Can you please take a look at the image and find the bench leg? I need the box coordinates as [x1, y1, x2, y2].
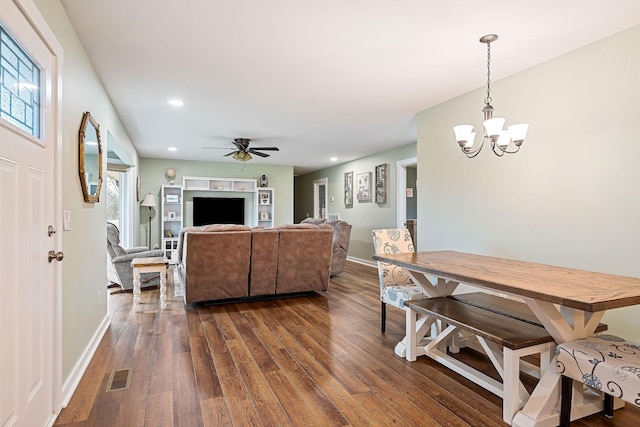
[604, 393, 614, 419]
[560, 375, 572, 427]
[503, 347, 521, 425]
[381, 301, 386, 333]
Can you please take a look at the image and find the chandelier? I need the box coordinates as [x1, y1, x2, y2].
[453, 34, 529, 158]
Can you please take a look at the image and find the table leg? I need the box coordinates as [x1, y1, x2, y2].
[132, 266, 141, 312]
[396, 273, 459, 360]
[159, 266, 167, 309]
[406, 306, 417, 361]
[511, 299, 605, 426]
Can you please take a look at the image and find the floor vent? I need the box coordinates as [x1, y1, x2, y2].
[106, 368, 131, 392]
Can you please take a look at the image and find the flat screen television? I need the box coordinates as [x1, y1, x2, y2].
[192, 197, 244, 226]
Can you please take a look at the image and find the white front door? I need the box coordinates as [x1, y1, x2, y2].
[0, 1, 62, 426]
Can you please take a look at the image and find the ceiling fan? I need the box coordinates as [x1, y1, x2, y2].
[203, 138, 279, 162]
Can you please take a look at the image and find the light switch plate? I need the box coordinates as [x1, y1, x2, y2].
[63, 210, 72, 231]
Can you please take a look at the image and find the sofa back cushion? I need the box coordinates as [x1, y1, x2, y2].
[276, 224, 332, 293]
[249, 227, 279, 296]
[182, 228, 251, 302]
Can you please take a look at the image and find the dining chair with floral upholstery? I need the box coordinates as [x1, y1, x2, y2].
[371, 228, 427, 333]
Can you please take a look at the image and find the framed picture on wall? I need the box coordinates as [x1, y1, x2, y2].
[344, 171, 353, 206]
[375, 163, 387, 204]
[356, 172, 371, 201]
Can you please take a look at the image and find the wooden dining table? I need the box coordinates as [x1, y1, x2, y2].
[371, 250, 640, 427]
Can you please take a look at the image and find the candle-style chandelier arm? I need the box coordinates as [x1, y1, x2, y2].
[452, 34, 529, 158]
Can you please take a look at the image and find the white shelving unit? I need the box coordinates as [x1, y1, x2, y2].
[182, 176, 273, 227]
[161, 185, 183, 263]
[182, 176, 256, 192]
[257, 187, 274, 227]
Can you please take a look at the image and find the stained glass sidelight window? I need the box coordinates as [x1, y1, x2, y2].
[0, 24, 41, 138]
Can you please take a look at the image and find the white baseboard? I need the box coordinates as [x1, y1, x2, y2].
[60, 314, 110, 407]
[347, 256, 376, 268]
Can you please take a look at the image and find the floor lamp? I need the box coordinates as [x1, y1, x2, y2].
[140, 193, 158, 249]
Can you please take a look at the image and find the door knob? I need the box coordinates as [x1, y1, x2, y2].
[48, 250, 64, 262]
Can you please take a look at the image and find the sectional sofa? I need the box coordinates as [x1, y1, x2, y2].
[300, 218, 352, 276]
[176, 223, 334, 303]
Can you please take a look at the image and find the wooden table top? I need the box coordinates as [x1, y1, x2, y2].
[130, 256, 169, 267]
[372, 251, 640, 312]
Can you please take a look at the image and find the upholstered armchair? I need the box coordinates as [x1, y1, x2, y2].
[371, 228, 427, 333]
[301, 218, 352, 276]
[107, 222, 163, 291]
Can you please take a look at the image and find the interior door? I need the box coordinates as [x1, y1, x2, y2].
[0, 1, 61, 425]
[313, 177, 328, 219]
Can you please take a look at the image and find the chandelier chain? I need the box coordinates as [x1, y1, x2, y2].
[485, 41, 492, 105]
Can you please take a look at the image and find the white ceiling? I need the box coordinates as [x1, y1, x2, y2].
[61, 0, 640, 174]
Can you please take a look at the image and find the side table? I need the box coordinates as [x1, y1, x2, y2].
[130, 256, 169, 311]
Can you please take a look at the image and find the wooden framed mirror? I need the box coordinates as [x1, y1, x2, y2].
[78, 112, 103, 203]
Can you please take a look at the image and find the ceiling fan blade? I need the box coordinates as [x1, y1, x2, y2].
[248, 149, 270, 157]
[252, 146, 279, 151]
[223, 151, 236, 157]
[202, 146, 236, 150]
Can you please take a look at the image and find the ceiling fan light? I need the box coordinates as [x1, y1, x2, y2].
[244, 152, 252, 161]
[232, 152, 240, 160]
[483, 117, 506, 139]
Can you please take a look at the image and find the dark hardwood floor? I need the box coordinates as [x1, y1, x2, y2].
[55, 262, 640, 426]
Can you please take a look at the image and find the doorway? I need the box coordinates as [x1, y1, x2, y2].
[313, 178, 328, 219]
[0, 0, 63, 424]
[396, 157, 418, 247]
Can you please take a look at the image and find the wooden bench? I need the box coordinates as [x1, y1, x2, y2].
[404, 292, 607, 425]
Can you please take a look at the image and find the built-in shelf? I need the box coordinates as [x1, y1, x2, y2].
[183, 176, 257, 192]
[161, 185, 183, 263]
[257, 188, 274, 228]
[178, 177, 274, 228]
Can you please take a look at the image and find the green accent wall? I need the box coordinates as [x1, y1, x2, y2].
[139, 158, 294, 247]
[295, 143, 416, 261]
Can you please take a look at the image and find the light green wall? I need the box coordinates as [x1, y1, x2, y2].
[139, 158, 294, 247]
[34, 0, 142, 384]
[295, 143, 416, 261]
[416, 25, 640, 341]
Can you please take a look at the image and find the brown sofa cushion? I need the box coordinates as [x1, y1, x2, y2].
[300, 218, 352, 276]
[275, 224, 332, 293]
[200, 224, 251, 232]
[278, 223, 320, 229]
[249, 227, 279, 296]
[181, 229, 251, 303]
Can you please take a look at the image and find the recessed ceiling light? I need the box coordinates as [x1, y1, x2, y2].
[168, 147, 177, 152]
[330, 157, 338, 162]
[168, 99, 183, 106]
